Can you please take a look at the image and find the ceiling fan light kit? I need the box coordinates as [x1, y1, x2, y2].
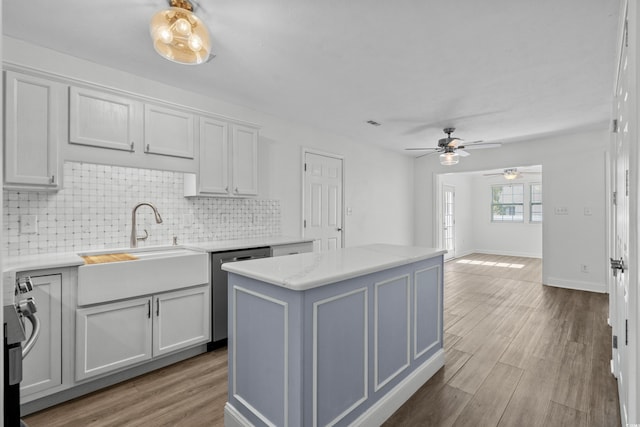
[150, 0, 211, 65]
[503, 168, 519, 180]
[440, 151, 459, 165]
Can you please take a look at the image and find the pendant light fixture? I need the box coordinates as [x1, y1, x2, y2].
[150, 0, 211, 65]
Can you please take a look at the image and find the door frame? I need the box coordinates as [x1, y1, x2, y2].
[301, 148, 346, 248]
[442, 184, 456, 260]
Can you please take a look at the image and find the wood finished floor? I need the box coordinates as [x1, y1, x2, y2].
[24, 253, 620, 427]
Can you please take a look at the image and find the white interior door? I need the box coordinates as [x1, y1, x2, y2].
[303, 151, 343, 251]
[442, 185, 456, 260]
[612, 17, 631, 423]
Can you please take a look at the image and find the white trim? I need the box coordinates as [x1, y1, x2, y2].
[313, 287, 368, 427]
[224, 402, 253, 427]
[414, 265, 442, 360]
[301, 148, 346, 249]
[232, 286, 289, 427]
[350, 349, 445, 427]
[472, 249, 543, 259]
[374, 275, 411, 392]
[543, 277, 607, 294]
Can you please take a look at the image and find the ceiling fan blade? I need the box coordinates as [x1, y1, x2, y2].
[482, 173, 504, 176]
[447, 138, 463, 147]
[457, 149, 471, 157]
[405, 147, 440, 151]
[461, 142, 502, 150]
[416, 151, 442, 159]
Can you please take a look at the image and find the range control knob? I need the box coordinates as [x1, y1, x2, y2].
[16, 276, 34, 294]
[17, 297, 37, 317]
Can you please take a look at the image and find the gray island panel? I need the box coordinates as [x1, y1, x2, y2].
[224, 245, 445, 427]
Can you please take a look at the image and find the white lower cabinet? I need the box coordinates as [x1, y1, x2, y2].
[75, 284, 210, 381]
[75, 297, 153, 381]
[21, 274, 63, 399]
[153, 286, 211, 357]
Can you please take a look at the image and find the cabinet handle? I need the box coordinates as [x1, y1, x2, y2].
[234, 187, 239, 194]
[130, 142, 134, 151]
[147, 300, 151, 319]
[156, 298, 160, 316]
[146, 144, 150, 152]
[50, 175, 55, 184]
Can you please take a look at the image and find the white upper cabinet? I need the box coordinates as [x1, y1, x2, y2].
[4, 71, 62, 190]
[143, 103, 195, 159]
[69, 86, 138, 152]
[198, 117, 229, 194]
[232, 124, 259, 196]
[185, 119, 259, 197]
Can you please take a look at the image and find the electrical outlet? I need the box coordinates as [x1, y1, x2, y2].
[581, 264, 589, 273]
[20, 215, 38, 234]
[584, 207, 593, 216]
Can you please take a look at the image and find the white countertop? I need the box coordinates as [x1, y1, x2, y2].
[186, 236, 313, 252]
[222, 244, 446, 291]
[3, 236, 313, 274]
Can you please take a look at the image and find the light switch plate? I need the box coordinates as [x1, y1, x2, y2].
[20, 215, 38, 234]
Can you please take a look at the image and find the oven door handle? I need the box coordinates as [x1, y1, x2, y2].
[22, 313, 40, 358]
[220, 255, 269, 264]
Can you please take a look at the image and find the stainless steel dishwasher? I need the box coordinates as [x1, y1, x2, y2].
[208, 247, 271, 350]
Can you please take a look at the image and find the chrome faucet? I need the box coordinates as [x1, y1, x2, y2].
[130, 202, 163, 248]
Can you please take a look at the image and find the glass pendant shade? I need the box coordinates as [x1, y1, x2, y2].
[150, 1, 211, 65]
[439, 152, 459, 166]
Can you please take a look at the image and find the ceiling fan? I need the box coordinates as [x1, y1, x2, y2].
[406, 127, 502, 165]
[483, 168, 541, 180]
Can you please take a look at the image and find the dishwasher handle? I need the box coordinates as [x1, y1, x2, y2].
[220, 254, 269, 264]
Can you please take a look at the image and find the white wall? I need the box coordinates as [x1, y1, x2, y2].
[471, 173, 543, 258]
[439, 172, 543, 259]
[4, 37, 415, 248]
[416, 129, 609, 293]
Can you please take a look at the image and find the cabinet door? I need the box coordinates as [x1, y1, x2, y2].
[69, 86, 138, 152]
[4, 71, 61, 188]
[153, 286, 210, 357]
[20, 274, 62, 398]
[76, 297, 152, 381]
[199, 117, 230, 195]
[144, 103, 195, 158]
[231, 124, 259, 196]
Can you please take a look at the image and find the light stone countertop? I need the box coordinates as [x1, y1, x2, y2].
[3, 236, 313, 274]
[222, 244, 446, 291]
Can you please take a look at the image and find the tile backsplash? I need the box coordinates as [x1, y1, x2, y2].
[3, 162, 281, 256]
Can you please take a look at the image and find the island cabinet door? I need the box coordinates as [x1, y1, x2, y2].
[152, 285, 211, 357]
[75, 297, 153, 381]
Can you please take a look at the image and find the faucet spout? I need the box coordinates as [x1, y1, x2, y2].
[131, 202, 163, 248]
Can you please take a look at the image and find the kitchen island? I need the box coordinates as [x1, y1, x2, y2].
[222, 244, 446, 427]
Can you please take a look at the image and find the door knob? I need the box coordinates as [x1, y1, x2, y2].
[337, 228, 342, 232]
[610, 257, 626, 276]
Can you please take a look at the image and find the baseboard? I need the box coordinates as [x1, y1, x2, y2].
[351, 348, 445, 426]
[544, 276, 606, 293]
[224, 402, 253, 427]
[224, 349, 445, 427]
[474, 249, 542, 259]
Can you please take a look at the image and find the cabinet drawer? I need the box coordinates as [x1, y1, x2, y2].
[270, 242, 314, 257]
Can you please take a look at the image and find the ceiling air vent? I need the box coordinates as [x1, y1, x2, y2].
[366, 120, 381, 126]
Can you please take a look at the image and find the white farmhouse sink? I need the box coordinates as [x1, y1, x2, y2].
[77, 246, 209, 306]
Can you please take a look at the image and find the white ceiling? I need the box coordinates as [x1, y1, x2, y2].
[2, 1, 621, 155]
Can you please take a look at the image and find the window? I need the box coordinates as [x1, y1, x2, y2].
[530, 183, 543, 222]
[491, 184, 524, 222]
